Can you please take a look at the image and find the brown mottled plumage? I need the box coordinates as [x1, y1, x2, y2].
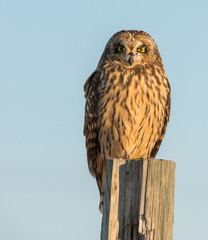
[84, 30, 171, 212]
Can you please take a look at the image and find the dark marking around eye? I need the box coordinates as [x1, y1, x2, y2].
[115, 44, 125, 53]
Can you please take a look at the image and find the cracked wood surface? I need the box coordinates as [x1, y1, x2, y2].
[101, 159, 175, 240]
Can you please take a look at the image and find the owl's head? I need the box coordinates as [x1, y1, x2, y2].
[99, 30, 162, 68]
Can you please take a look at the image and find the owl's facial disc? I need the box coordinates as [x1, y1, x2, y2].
[113, 41, 149, 67]
[111, 38, 155, 67]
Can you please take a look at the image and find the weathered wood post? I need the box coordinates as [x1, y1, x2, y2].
[101, 158, 175, 240]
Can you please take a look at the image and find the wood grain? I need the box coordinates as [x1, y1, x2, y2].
[101, 159, 175, 240]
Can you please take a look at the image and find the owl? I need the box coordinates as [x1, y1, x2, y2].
[84, 30, 170, 212]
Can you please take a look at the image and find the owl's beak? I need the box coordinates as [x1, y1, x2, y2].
[128, 52, 134, 66]
[128, 57, 133, 66]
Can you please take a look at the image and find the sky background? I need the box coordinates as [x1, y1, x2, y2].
[0, 0, 208, 239]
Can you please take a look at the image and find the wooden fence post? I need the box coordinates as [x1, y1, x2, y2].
[101, 159, 176, 240]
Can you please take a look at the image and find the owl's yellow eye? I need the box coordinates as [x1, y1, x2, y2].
[115, 45, 125, 53]
[137, 46, 146, 53]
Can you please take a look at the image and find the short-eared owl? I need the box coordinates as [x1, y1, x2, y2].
[84, 30, 170, 212]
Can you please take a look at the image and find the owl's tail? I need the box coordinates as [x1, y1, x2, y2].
[95, 154, 106, 213]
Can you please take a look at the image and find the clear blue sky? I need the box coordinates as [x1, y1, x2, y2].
[0, 0, 208, 239]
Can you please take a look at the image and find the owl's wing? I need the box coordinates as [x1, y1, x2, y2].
[84, 70, 106, 200]
[150, 82, 171, 158]
[84, 71, 106, 198]
[84, 71, 100, 175]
